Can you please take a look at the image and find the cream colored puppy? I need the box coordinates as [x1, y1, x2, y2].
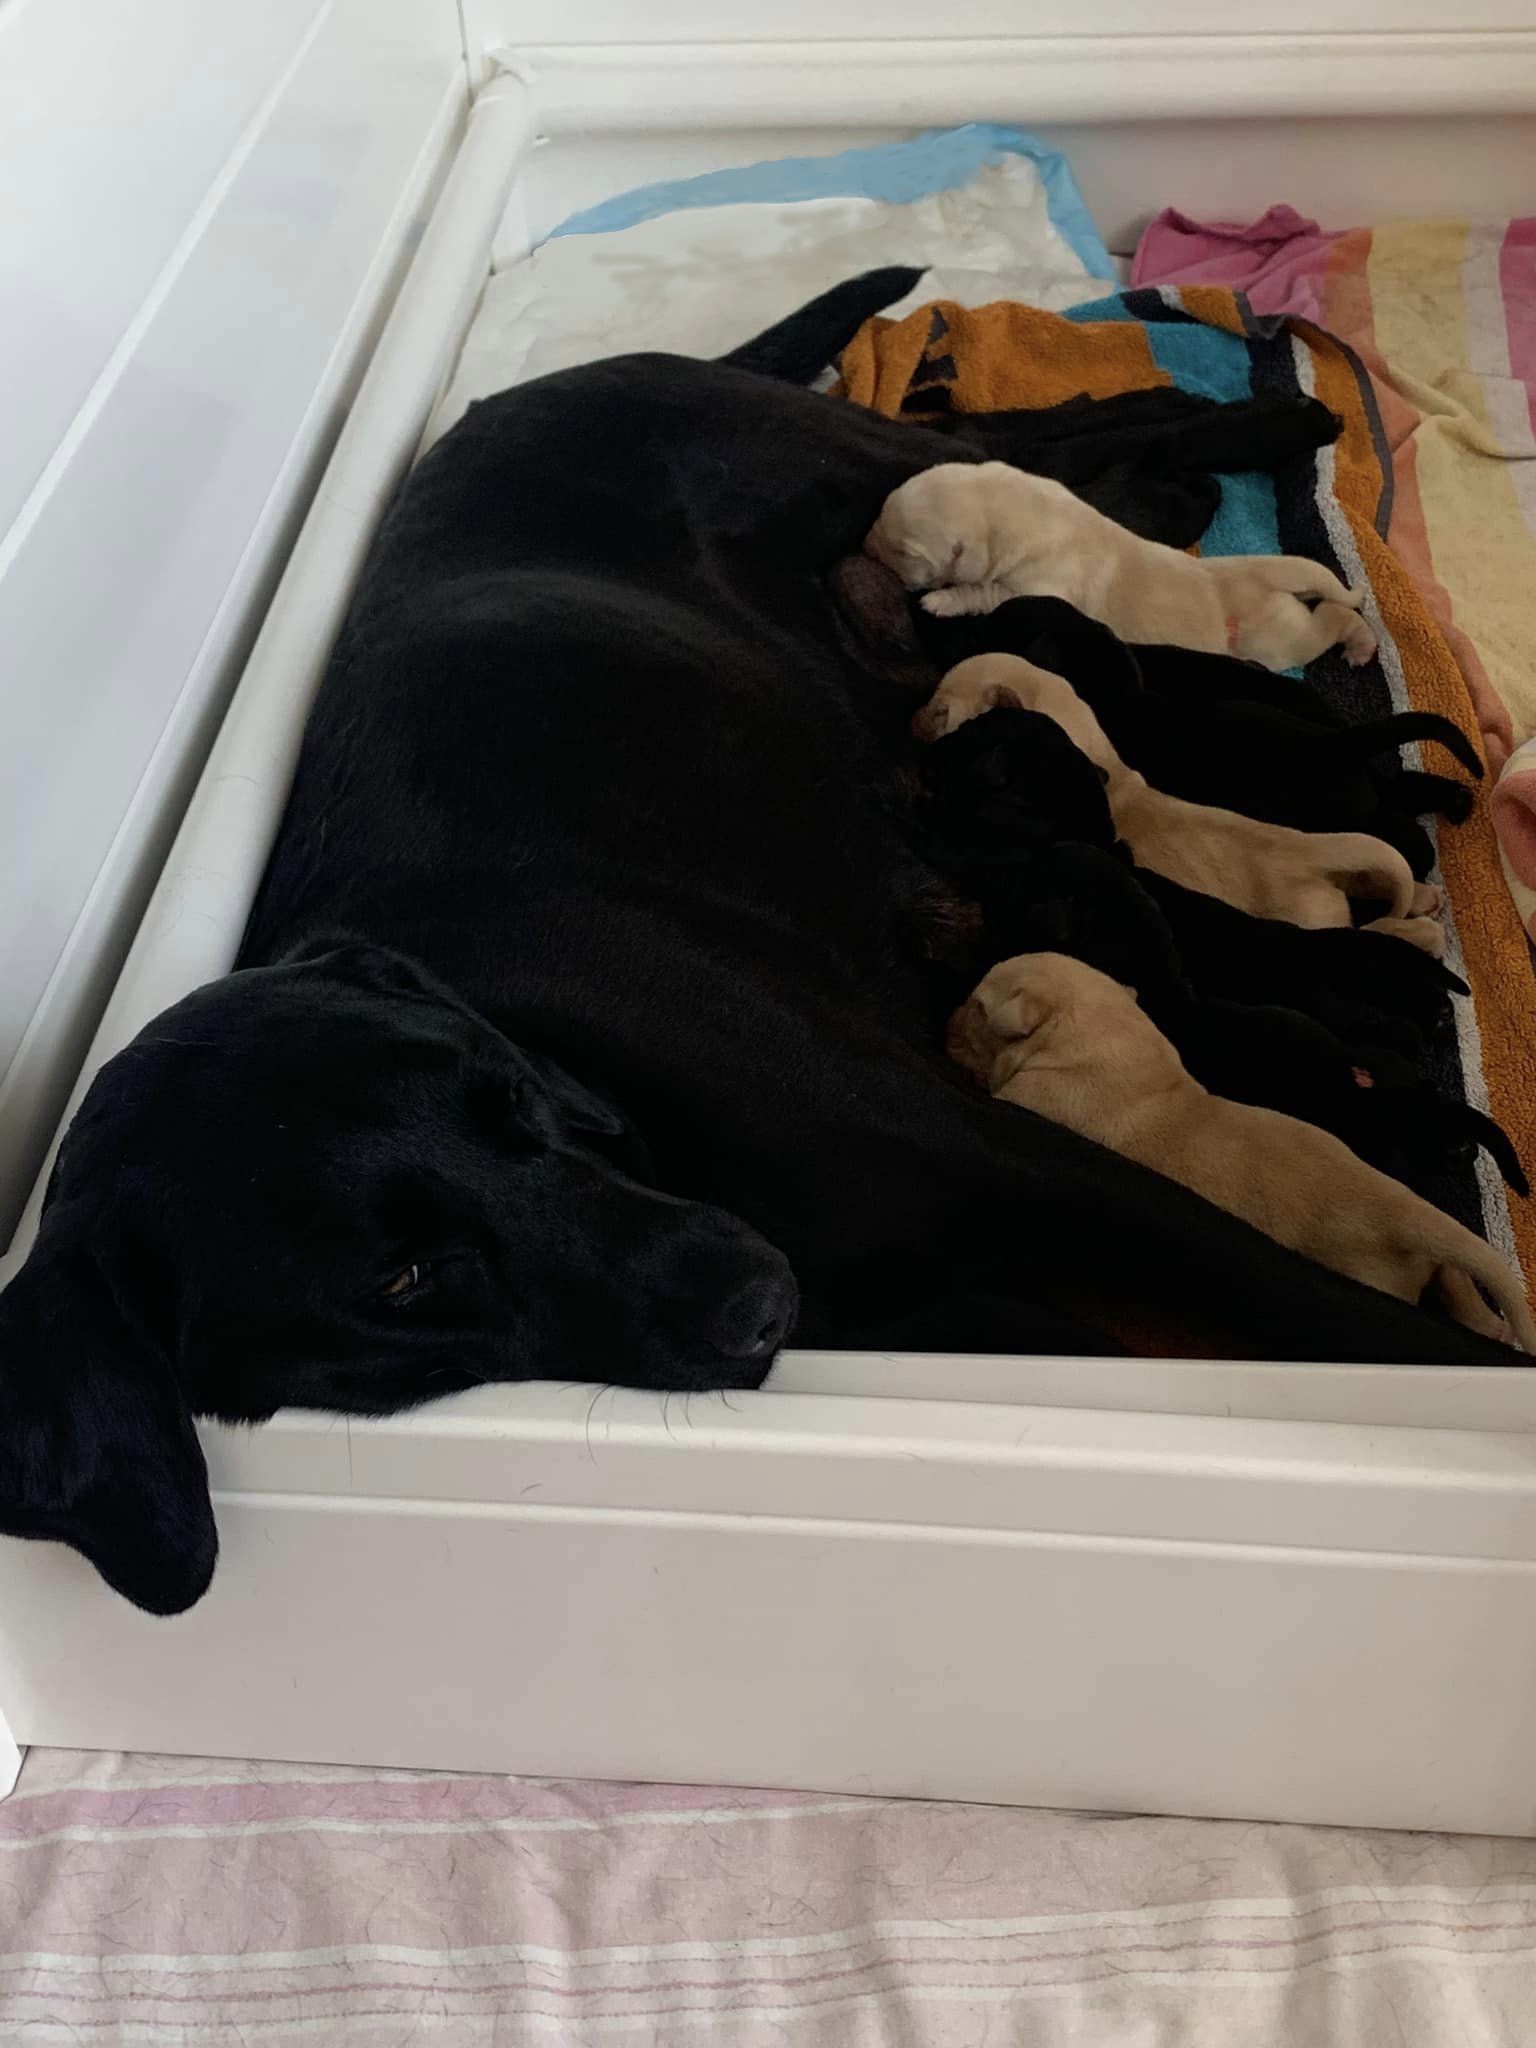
[949, 952, 1535, 1351]
[916, 652, 1426, 937]
[867, 461, 1377, 672]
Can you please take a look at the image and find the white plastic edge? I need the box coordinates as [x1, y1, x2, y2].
[0, 1715, 20, 1802]
[0, 80, 536, 1289]
[493, 32, 1536, 128]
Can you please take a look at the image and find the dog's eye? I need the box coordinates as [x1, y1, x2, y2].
[378, 1262, 428, 1305]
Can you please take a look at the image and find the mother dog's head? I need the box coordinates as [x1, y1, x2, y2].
[0, 940, 797, 1615]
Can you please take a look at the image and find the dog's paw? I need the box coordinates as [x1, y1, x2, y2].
[1342, 616, 1378, 667]
[1408, 881, 1447, 920]
[1365, 912, 1447, 958]
[1403, 914, 1447, 958]
[920, 587, 973, 618]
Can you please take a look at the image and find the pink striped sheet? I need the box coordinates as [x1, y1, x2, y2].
[5, 1748, 1536, 2043]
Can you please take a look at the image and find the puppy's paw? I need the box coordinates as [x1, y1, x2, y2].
[1365, 912, 1447, 958]
[1345, 584, 1368, 611]
[920, 587, 976, 618]
[1341, 615, 1378, 667]
[1408, 881, 1447, 919]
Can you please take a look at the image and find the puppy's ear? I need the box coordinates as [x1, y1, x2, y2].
[989, 983, 1052, 1041]
[0, 1238, 216, 1615]
[950, 533, 993, 585]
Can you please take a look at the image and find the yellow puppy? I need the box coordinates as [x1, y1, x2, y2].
[916, 652, 1424, 936]
[949, 952, 1535, 1351]
[867, 461, 1377, 672]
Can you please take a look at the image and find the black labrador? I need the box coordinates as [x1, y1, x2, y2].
[2, 272, 1518, 1619]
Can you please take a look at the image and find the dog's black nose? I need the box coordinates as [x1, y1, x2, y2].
[708, 1270, 798, 1360]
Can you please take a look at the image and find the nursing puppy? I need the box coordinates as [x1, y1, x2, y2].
[868, 461, 1377, 671]
[916, 653, 1422, 935]
[917, 593, 1480, 878]
[949, 953, 1536, 1351]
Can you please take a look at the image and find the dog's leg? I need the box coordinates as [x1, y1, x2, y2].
[1318, 601, 1379, 668]
[912, 677, 1019, 741]
[1433, 1265, 1512, 1345]
[1408, 881, 1446, 919]
[1236, 594, 1378, 671]
[1364, 913, 1448, 958]
[921, 582, 1012, 618]
[1250, 557, 1363, 606]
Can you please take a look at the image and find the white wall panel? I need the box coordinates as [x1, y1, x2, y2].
[0, 0, 330, 540]
[0, 0, 466, 1245]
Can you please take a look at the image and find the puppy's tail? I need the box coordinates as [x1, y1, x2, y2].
[1459, 1104, 1531, 1197]
[1326, 835, 1415, 917]
[718, 267, 926, 384]
[1339, 711, 1484, 780]
[1433, 1226, 1536, 1354]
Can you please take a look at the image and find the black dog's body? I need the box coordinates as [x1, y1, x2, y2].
[2, 275, 1519, 1618]
[241, 345, 1506, 1363]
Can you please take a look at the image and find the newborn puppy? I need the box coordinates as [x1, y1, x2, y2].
[917, 704, 1116, 876]
[949, 952, 1535, 1351]
[918, 592, 1480, 877]
[868, 462, 1377, 671]
[918, 653, 1421, 936]
[966, 845, 1520, 1203]
[1141, 871, 1464, 1062]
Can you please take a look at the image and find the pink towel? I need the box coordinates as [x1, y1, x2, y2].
[1131, 205, 1340, 327]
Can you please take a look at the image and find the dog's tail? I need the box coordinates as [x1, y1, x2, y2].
[1432, 1225, 1536, 1353]
[718, 267, 926, 384]
[1327, 835, 1415, 917]
[1338, 711, 1484, 779]
[1447, 1105, 1531, 1198]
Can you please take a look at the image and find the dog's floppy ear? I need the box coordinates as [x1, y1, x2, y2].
[508, 1046, 659, 1181]
[281, 936, 647, 1162]
[513, 1050, 628, 1141]
[0, 1237, 216, 1615]
[949, 532, 993, 586]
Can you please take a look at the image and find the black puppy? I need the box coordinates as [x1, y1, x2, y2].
[915, 705, 1116, 877]
[920, 596, 1480, 877]
[4, 277, 1511, 1618]
[1137, 869, 1465, 1059]
[927, 388, 1343, 548]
